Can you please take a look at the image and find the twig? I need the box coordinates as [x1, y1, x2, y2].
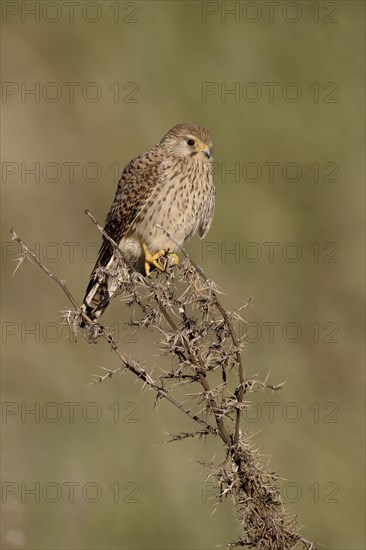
[10, 227, 213, 432]
[10, 219, 316, 550]
[156, 224, 245, 444]
[86, 212, 232, 446]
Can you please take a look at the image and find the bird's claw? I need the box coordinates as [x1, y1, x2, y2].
[142, 243, 179, 276]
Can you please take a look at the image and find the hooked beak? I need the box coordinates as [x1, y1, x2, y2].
[201, 145, 211, 159]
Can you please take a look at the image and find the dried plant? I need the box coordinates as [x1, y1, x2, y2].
[10, 213, 317, 550]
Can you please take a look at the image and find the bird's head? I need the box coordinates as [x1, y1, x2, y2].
[160, 123, 213, 163]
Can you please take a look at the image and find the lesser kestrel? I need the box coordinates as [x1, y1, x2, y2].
[81, 123, 215, 322]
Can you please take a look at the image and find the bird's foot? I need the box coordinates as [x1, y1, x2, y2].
[142, 244, 179, 276]
[143, 243, 165, 276]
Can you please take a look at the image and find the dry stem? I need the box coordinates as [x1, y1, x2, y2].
[10, 217, 317, 550]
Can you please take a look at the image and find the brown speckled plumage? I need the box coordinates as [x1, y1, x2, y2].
[82, 123, 215, 321]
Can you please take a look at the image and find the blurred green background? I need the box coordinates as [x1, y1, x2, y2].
[1, 1, 365, 548]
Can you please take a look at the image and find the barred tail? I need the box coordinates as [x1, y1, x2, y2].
[80, 278, 111, 326]
[80, 246, 131, 326]
[80, 243, 142, 326]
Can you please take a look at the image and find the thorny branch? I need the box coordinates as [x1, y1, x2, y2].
[10, 228, 211, 431]
[157, 223, 246, 445]
[10, 217, 317, 550]
[85, 210, 231, 445]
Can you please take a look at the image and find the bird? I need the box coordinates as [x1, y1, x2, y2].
[81, 123, 215, 323]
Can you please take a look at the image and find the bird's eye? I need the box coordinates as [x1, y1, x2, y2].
[187, 139, 196, 146]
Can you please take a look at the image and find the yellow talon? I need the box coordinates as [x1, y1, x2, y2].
[143, 243, 165, 276]
[142, 244, 179, 276]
